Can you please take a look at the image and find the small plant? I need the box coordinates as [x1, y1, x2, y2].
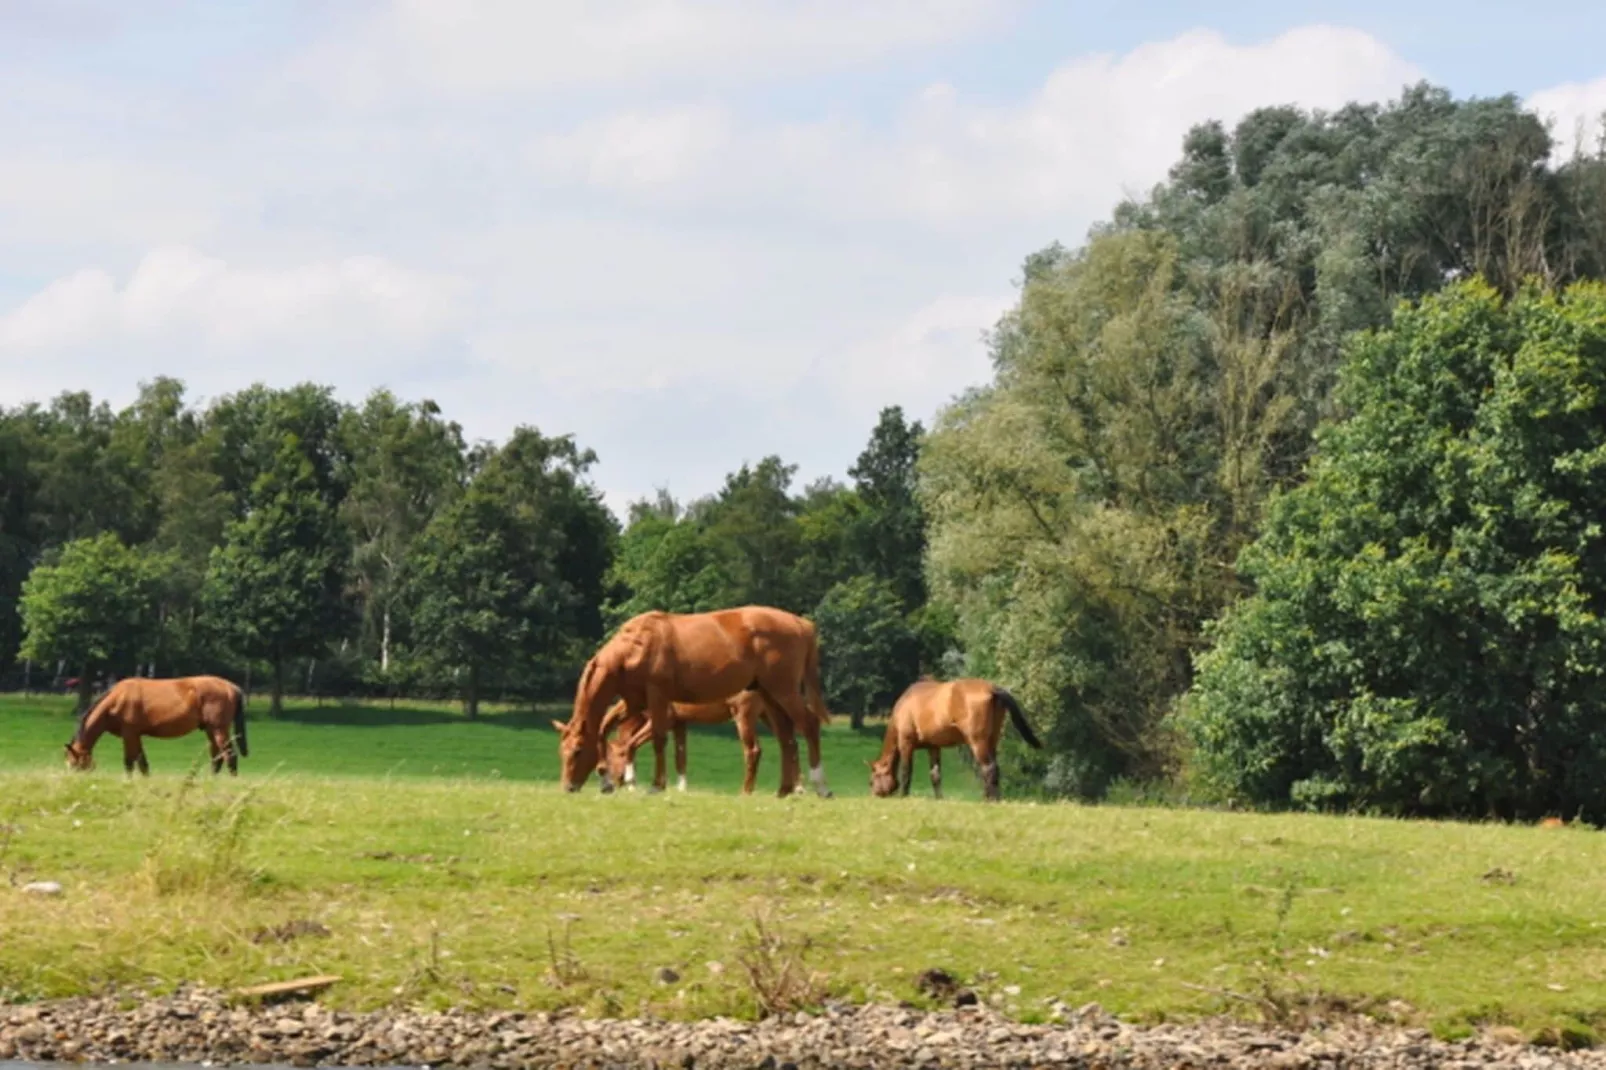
[545, 917, 588, 988]
[140, 760, 263, 895]
[735, 906, 827, 1018]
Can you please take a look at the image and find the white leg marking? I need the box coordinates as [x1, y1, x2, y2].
[677, 774, 688, 793]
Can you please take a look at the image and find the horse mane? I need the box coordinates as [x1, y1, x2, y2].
[74, 682, 121, 742]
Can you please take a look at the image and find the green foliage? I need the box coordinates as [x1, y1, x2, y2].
[923, 84, 1606, 801]
[813, 576, 916, 728]
[19, 533, 158, 685]
[341, 392, 467, 681]
[848, 407, 928, 608]
[605, 512, 740, 628]
[405, 429, 615, 714]
[202, 437, 352, 712]
[1185, 280, 1606, 822]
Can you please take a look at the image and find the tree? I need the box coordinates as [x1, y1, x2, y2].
[921, 230, 1247, 797]
[406, 428, 614, 714]
[813, 576, 916, 730]
[341, 391, 466, 677]
[201, 438, 351, 715]
[849, 407, 928, 609]
[1185, 279, 1606, 822]
[19, 534, 157, 712]
[702, 456, 804, 609]
[604, 510, 739, 629]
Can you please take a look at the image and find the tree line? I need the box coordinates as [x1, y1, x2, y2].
[0, 378, 940, 721]
[9, 81, 1606, 822]
[920, 82, 1606, 819]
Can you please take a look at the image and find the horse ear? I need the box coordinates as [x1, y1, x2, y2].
[550, 719, 567, 733]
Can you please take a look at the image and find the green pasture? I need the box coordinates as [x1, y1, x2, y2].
[0, 694, 928, 797]
[2, 697, 1606, 1044]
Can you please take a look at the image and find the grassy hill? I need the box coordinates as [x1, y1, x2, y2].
[2, 695, 1604, 1044]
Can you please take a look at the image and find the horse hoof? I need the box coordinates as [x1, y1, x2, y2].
[647, 785, 664, 795]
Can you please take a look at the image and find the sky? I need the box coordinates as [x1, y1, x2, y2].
[2, 1, 1605, 516]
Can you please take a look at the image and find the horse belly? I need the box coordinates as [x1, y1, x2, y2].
[144, 714, 203, 739]
[920, 725, 966, 749]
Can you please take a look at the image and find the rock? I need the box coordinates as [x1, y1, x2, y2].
[20, 881, 62, 896]
[7, 984, 1606, 1070]
[654, 966, 682, 984]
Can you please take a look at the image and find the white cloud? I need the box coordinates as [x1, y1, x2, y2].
[1527, 75, 1606, 161]
[0, 246, 466, 354]
[290, 0, 1009, 105]
[530, 106, 732, 191]
[0, 14, 1458, 507]
[529, 25, 1423, 230]
[821, 293, 1013, 426]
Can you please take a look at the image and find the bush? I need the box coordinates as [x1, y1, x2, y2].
[1185, 280, 1606, 822]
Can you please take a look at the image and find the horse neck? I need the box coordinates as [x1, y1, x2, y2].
[572, 662, 620, 741]
[876, 717, 901, 762]
[76, 695, 117, 751]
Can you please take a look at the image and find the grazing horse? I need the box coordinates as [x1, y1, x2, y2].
[869, 678, 1040, 801]
[599, 689, 777, 795]
[64, 676, 248, 776]
[554, 606, 832, 797]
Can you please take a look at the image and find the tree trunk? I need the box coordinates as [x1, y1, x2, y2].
[271, 659, 285, 718]
[75, 664, 94, 718]
[381, 606, 392, 674]
[465, 664, 480, 720]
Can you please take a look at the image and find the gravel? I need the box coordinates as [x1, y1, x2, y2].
[4, 988, 1605, 1069]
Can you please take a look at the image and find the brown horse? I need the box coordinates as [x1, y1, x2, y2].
[554, 605, 832, 797]
[599, 690, 777, 795]
[64, 676, 248, 776]
[869, 678, 1040, 801]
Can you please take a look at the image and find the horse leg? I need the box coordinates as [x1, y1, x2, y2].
[737, 712, 761, 796]
[973, 740, 1000, 801]
[122, 731, 143, 777]
[899, 739, 916, 798]
[769, 713, 800, 797]
[208, 731, 224, 775]
[645, 699, 671, 793]
[760, 681, 831, 798]
[674, 722, 688, 793]
[929, 747, 943, 799]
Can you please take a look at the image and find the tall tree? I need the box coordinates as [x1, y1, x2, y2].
[406, 428, 614, 714]
[813, 575, 916, 729]
[849, 407, 928, 609]
[341, 391, 466, 676]
[201, 438, 351, 715]
[20, 533, 157, 713]
[702, 456, 804, 610]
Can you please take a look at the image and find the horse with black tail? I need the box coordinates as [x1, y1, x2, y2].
[65, 676, 249, 776]
[868, 678, 1042, 801]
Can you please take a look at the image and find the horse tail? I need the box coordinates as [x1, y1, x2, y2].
[993, 686, 1041, 749]
[232, 682, 250, 758]
[802, 628, 832, 725]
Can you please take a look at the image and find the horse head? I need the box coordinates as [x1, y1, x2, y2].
[63, 740, 93, 771]
[868, 755, 898, 797]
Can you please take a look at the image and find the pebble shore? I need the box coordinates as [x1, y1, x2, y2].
[4, 989, 1604, 1069]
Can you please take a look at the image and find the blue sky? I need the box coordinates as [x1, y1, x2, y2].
[2, 1, 1603, 514]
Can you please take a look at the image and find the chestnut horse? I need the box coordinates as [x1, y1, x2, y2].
[869, 678, 1040, 801]
[65, 675, 248, 776]
[599, 689, 777, 794]
[555, 605, 832, 797]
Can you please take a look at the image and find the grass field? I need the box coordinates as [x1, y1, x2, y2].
[3, 697, 1606, 1044]
[0, 693, 924, 795]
